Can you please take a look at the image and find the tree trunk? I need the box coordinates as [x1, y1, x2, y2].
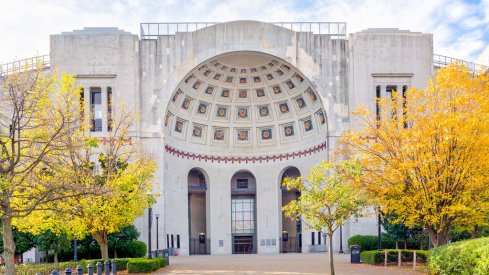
[328, 233, 335, 275]
[100, 242, 109, 260]
[54, 249, 58, 265]
[427, 229, 449, 248]
[471, 226, 479, 239]
[93, 231, 109, 259]
[2, 218, 16, 275]
[404, 240, 407, 249]
[395, 241, 398, 249]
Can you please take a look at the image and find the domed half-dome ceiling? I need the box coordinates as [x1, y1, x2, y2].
[164, 52, 328, 155]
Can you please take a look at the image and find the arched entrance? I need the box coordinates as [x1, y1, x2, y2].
[188, 168, 210, 254]
[280, 167, 302, 253]
[231, 171, 257, 254]
[162, 50, 330, 255]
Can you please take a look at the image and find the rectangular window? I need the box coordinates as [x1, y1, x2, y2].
[107, 87, 112, 132]
[386, 85, 397, 119]
[237, 179, 248, 189]
[231, 198, 255, 234]
[375, 86, 381, 123]
[90, 87, 102, 132]
[318, 232, 322, 245]
[311, 232, 315, 245]
[402, 85, 408, 128]
[80, 88, 85, 119]
[386, 85, 397, 94]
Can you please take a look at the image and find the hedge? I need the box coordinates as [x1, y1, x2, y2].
[127, 258, 167, 273]
[77, 257, 165, 272]
[428, 237, 489, 275]
[114, 241, 147, 258]
[360, 249, 429, 265]
[348, 235, 395, 251]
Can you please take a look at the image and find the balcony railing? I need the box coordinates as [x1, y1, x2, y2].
[140, 22, 347, 39]
[188, 183, 207, 191]
[0, 55, 50, 76]
[433, 54, 488, 74]
[231, 187, 257, 194]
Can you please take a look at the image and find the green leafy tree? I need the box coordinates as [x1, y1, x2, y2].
[34, 230, 71, 264]
[382, 214, 423, 249]
[282, 160, 369, 275]
[108, 225, 140, 258]
[0, 227, 35, 255]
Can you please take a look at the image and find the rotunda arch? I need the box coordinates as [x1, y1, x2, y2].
[163, 51, 329, 156]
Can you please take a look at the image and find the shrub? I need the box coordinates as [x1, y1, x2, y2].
[348, 235, 395, 251]
[126, 258, 166, 273]
[76, 257, 153, 272]
[360, 249, 429, 265]
[114, 241, 147, 258]
[360, 251, 385, 264]
[428, 237, 489, 275]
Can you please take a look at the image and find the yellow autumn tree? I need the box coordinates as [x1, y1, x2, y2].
[15, 109, 157, 259]
[341, 65, 489, 247]
[0, 63, 87, 275]
[282, 160, 368, 275]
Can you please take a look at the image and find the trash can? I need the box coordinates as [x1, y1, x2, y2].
[350, 245, 361, 263]
[163, 249, 170, 265]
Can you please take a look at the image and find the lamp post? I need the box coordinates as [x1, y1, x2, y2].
[73, 239, 78, 262]
[155, 212, 160, 250]
[377, 205, 382, 251]
[148, 207, 153, 258]
[338, 225, 344, 254]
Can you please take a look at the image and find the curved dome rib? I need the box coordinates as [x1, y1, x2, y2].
[164, 51, 328, 155]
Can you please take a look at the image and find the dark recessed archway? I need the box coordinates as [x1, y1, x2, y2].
[188, 168, 209, 255]
[280, 166, 301, 253]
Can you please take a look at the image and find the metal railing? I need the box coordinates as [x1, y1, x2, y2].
[231, 187, 257, 194]
[140, 22, 347, 39]
[433, 54, 488, 74]
[188, 183, 207, 191]
[189, 238, 211, 255]
[280, 235, 302, 253]
[0, 55, 50, 76]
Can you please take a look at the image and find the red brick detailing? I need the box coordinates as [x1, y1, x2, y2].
[165, 142, 326, 163]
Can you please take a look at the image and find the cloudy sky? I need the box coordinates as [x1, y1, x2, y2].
[1, 0, 488, 65]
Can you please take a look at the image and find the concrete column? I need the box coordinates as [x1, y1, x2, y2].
[163, 154, 190, 255]
[209, 168, 232, 255]
[255, 169, 280, 254]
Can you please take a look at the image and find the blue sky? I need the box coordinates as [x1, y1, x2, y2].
[0, 0, 488, 64]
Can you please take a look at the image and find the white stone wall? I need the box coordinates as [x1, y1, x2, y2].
[348, 28, 433, 131]
[48, 21, 433, 256]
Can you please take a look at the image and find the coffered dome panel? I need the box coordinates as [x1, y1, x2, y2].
[164, 51, 328, 155]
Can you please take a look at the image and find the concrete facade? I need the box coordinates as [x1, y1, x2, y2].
[49, 21, 433, 256]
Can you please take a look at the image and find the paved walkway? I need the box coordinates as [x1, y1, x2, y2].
[155, 253, 425, 275]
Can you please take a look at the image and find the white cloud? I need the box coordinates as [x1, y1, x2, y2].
[0, 0, 487, 64]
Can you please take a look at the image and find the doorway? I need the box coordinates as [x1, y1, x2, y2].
[231, 171, 257, 254]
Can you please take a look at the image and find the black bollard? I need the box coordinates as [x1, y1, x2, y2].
[77, 265, 83, 275]
[111, 259, 117, 275]
[65, 268, 72, 275]
[104, 260, 110, 275]
[96, 262, 102, 275]
[87, 263, 94, 275]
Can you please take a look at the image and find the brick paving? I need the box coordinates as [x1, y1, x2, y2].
[155, 253, 425, 275]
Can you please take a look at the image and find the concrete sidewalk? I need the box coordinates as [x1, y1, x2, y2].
[155, 253, 425, 275]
